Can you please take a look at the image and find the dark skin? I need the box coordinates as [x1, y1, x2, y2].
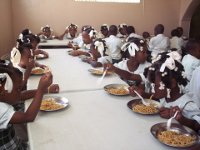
[31, 40, 49, 59]
[58, 26, 78, 40]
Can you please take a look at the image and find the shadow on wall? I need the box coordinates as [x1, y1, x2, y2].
[190, 4, 200, 39]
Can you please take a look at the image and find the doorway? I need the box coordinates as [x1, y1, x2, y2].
[190, 4, 200, 39]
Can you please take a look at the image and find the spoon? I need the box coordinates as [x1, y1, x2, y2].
[134, 90, 150, 106]
[167, 111, 178, 130]
[97, 67, 108, 85]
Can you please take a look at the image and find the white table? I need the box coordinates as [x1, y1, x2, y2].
[28, 49, 126, 92]
[38, 39, 69, 49]
[26, 48, 177, 150]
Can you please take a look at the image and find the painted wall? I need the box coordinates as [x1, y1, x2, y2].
[0, 0, 13, 56]
[12, 0, 181, 39]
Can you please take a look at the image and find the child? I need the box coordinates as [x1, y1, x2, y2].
[97, 24, 109, 39]
[69, 26, 97, 57]
[126, 26, 143, 42]
[169, 28, 184, 54]
[38, 25, 56, 40]
[129, 51, 200, 133]
[104, 38, 151, 86]
[83, 38, 112, 67]
[117, 23, 128, 39]
[58, 23, 78, 40]
[0, 60, 53, 149]
[182, 39, 200, 80]
[105, 25, 123, 63]
[149, 24, 170, 59]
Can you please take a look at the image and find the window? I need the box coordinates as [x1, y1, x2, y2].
[74, 0, 140, 3]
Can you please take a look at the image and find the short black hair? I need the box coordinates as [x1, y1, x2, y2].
[126, 26, 135, 35]
[109, 25, 118, 35]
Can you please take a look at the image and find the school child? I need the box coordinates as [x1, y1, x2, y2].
[83, 38, 112, 67]
[97, 24, 109, 39]
[58, 23, 78, 40]
[182, 39, 200, 80]
[104, 38, 151, 85]
[38, 25, 56, 40]
[105, 25, 123, 64]
[149, 24, 170, 59]
[126, 26, 143, 42]
[129, 51, 200, 134]
[117, 23, 128, 39]
[69, 26, 97, 56]
[0, 60, 53, 149]
[169, 28, 184, 54]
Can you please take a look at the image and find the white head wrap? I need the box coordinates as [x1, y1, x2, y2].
[94, 41, 105, 56]
[119, 23, 127, 29]
[121, 42, 143, 57]
[0, 73, 13, 93]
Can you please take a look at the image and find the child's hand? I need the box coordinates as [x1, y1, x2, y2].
[159, 107, 171, 119]
[64, 29, 69, 34]
[38, 72, 53, 91]
[27, 59, 35, 71]
[128, 85, 144, 97]
[104, 63, 114, 71]
[171, 106, 182, 121]
[48, 84, 59, 93]
[38, 64, 47, 69]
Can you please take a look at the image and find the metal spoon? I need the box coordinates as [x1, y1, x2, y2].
[134, 90, 150, 106]
[167, 111, 178, 130]
[97, 67, 108, 85]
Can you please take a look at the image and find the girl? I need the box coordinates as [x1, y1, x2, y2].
[83, 38, 112, 67]
[69, 26, 97, 57]
[104, 38, 151, 86]
[38, 25, 56, 40]
[117, 23, 128, 39]
[126, 26, 143, 42]
[129, 51, 200, 133]
[58, 23, 78, 40]
[0, 60, 53, 149]
[97, 24, 109, 39]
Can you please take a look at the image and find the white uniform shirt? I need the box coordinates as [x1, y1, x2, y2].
[149, 34, 170, 58]
[160, 94, 200, 124]
[105, 35, 123, 60]
[182, 54, 200, 80]
[97, 56, 112, 64]
[72, 33, 82, 45]
[0, 102, 15, 129]
[187, 66, 200, 108]
[114, 59, 151, 83]
[63, 33, 77, 40]
[126, 33, 143, 41]
[170, 36, 184, 54]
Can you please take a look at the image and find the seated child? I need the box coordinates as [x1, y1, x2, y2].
[38, 25, 56, 40]
[182, 39, 200, 81]
[0, 60, 53, 149]
[105, 25, 123, 64]
[104, 38, 151, 86]
[126, 26, 143, 42]
[117, 23, 128, 39]
[83, 38, 112, 67]
[58, 23, 78, 40]
[97, 24, 109, 39]
[129, 51, 200, 133]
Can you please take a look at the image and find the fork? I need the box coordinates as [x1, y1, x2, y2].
[166, 111, 178, 130]
[96, 67, 108, 85]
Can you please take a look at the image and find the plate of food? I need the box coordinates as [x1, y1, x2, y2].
[88, 68, 113, 76]
[104, 84, 129, 96]
[40, 96, 69, 111]
[150, 122, 199, 148]
[31, 67, 50, 75]
[127, 99, 161, 115]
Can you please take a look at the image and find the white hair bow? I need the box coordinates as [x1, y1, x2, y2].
[18, 34, 24, 42]
[0, 73, 13, 93]
[10, 47, 21, 66]
[102, 24, 109, 29]
[119, 23, 127, 29]
[121, 42, 140, 57]
[94, 41, 104, 56]
[89, 30, 97, 38]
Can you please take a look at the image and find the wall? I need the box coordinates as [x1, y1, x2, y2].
[12, 0, 181, 39]
[0, 0, 13, 57]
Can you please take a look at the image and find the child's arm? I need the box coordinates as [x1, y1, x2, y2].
[34, 49, 49, 58]
[57, 29, 69, 40]
[83, 58, 102, 68]
[20, 84, 59, 101]
[9, 72, 52, 124]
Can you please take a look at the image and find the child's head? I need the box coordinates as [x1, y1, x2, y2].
[67, 23, 78, 38]
[100, 24, 109, 37]
[176, 27, 183, 37]
[142, 32, 150, 39]
[82, 26, 97, 44]
[109, 25, 118, 36]
[24, 34, 40, 50]
[171, 29, 179, 37]
[154, 24, 164, 35]
[144, 51, 187, 99]
[118, 23, 128, 35]
[121, 38, 147, 63]
[89, 38, 107, 58]
[185, 39, 200, 59]
[41, 25, 52, 38]
[0, 60, 23, 105]
[126, 26, 135, 35]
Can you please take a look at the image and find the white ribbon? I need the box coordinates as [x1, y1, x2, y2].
[94, 41, 104, 56]
[0, 73, 13, 93]
[121, 42, 140, 57]
[102, 24, 109, 29]
[89, 30, 97, 38]
[119, 23, 127, 29]
[18, 34, 24, 42]
[10, 47, 21, 66]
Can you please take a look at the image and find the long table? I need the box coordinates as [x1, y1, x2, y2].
[26, 48, 181, 150]
[38, 39, 69, 49]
